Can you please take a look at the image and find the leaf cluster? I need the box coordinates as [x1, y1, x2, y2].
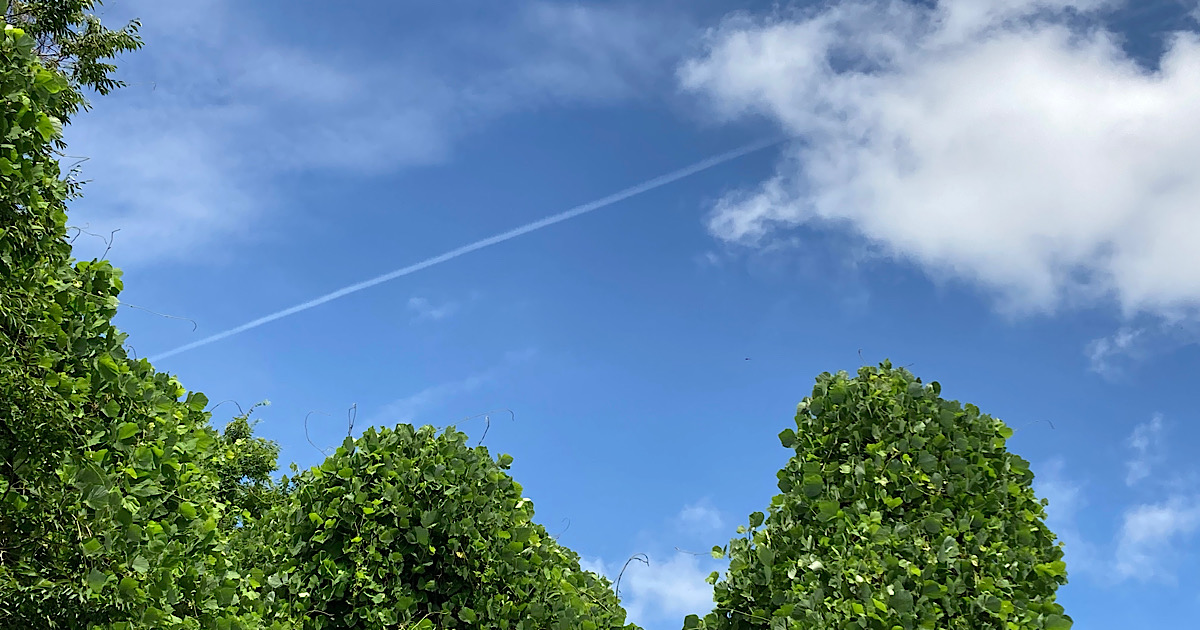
[3, 0, 142, 123]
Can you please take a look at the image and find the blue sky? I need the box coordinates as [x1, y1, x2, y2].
[64, 0, 1200, 628]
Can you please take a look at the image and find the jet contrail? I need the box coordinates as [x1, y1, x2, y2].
[149, 137, 784, 361]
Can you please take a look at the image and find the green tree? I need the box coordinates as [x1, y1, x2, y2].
[0, 11, 249, 627]
[691, 362, 1072, 630]
[265, 424, 638, 630]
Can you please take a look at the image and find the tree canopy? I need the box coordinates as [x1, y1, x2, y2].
[690, 363, 1072, 630]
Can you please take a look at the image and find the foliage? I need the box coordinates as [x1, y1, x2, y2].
[2, 0, 142, 123]
[214, 401, 286, 530]
[689, 362, 1072, 630]
[264, 424, 638, 630]
[0, 15, 250, 628]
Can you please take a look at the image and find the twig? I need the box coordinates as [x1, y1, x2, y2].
[119, 302, 198, 331]
[305, 411, 333, 456]
[614, 553, 649, 601]
[452, 408, 516, 446]
[552, 518, 571, 541]
[208, 399, 245, 416]
[101, 228, 119, 259]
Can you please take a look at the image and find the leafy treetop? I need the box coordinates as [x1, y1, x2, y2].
[690, 362, 1072, 630]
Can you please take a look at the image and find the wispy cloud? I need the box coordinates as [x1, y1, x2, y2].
[1126, 415, 1165, 487]
[680, 0, 1200, 322]
[66, 0, 694, 266]
[1085, 327, 1145, 379]
[1036, 448, 1200, 585]
[1085, 320, 1200, 378]
[407, 296, 459, 322]
[1034, 458, 1098, 574]
[368, 348, 536, 427]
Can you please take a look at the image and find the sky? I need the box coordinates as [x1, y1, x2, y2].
[62, 0, 1200, 628]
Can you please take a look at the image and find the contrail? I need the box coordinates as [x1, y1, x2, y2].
[149, 137, 784, 361]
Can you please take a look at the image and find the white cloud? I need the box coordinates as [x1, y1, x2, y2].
[680, 0, 1200, 321]
[579, 502, 728, 629]
[65, 0, 691, 266]
[620, 552, 717, 623]
[676, 500, 724, 533]
[407, 296, 459, 322]
[1114, 496, 1200, 582]
[1126, 414, 1165, 486]
[582, 552, 716, 625]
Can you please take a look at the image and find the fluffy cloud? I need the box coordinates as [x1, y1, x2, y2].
[680, 0, 1200, 319]
[582, 551, 717, 627]
[1114, 496, 1200, 582]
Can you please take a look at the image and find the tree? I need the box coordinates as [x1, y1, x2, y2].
[1, 10, 249, 627]
[691, 362, 1072, 630]
[265, 424, 639, 630]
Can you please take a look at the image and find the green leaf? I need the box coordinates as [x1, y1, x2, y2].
[498, 453, 514, 468]
[779, 428, 796, 448]
[117, 422, 140, 440]
[87, 568, 109, 593]
[1044, 614, 1073, 630]
[96, 354, 120, 382]
[186, 392, 209, 411]
[82, 538, 103, 556]
[118, 576, 139, 596]
[749, 511, 765, 528]
[130, 555, 149, 574]
[35, 113, 60, 141]
[101, 400, 121, 418]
